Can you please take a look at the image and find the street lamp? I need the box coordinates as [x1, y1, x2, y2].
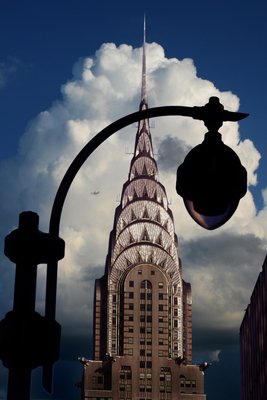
[176, 96, 247, 229]
[0, 97, 248, 399]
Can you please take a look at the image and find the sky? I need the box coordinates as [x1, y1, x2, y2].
[0, 0, 267, 399]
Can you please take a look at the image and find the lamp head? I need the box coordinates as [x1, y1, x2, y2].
[176, 98, 248, 230]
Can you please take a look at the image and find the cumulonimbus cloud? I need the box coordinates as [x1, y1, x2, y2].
[0, 42, 265, 364]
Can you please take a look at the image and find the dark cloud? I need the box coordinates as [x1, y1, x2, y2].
[193, 327, 239, 351]
[156, 135, 191, 172]
[180, 232, 266, 269]
[179, 233, 266, 346]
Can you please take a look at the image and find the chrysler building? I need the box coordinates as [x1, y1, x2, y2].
[81, 26, 206, 400]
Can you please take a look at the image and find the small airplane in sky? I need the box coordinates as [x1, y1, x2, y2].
[91, 191, 100, 195]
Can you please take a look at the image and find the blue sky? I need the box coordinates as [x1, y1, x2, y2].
[0, 1, 267, 399]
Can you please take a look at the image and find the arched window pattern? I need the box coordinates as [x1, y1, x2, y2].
[140, 280, 152, 289]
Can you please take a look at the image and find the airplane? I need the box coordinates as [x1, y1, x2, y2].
[91, 191, 100, 195]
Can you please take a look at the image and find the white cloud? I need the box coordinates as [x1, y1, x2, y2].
[0, 42, 266, 355]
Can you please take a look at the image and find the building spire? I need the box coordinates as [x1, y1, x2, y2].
[140, 15, 147, 107]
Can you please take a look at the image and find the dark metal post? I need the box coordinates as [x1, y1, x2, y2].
[0, 211, 64, 400]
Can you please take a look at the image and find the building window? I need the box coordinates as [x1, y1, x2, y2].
[113, 294, 116, 302]
[129, 280, 134, 287]
[138, 270, 142, 275]
[146, 304, 152, 311]
[140, 315, 145, 322]
[146, 361, 152, 368]
[128, 303, 134, 310]
[141, 280, 152, 289]
[128, 327, 133, 333]
[140, 361, 145, 368]
[159, 304, 164, 311]
[129, 292, 134, 299]
[147, 315, 152, 322]
[128, 315, 134, 321]
[140, 349, 145, 356]
[159, 293, 164, 300]
[158, 282, 164, 289]
[140, 327, 145, 333]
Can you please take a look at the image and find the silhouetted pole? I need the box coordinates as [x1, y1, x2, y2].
[0, 211, 64, 399]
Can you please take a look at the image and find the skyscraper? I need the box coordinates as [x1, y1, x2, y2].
[240, 255, 267, 400]
[80, 27, 206, 400]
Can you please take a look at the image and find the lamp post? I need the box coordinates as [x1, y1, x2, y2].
[0, 97, 248, 399]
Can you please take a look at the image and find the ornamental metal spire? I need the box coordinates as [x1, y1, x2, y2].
[99, 19, 185, 361]
[140, 15, 147, 108]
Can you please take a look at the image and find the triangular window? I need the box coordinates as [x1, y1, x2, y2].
[147, 252, 153, 263]
[141, 227, 150, 241]
[125, 258, 132, 267]
[155, 210, 161, 223]
[131, 209, 137, 221]
[137, 252, 142, 263]
[129, 232, 135, 244]
[142, 163, 148, 176]
[155, 232, 163, 246]
[142, 186, 148, 198]
[142, 206, 149, 219]
[163, 220, 169, 230]
[133, 188, 138, 199]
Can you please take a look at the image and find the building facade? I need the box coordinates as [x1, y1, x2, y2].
[80, 33, 206, 400]
[240, 255, 267, 400]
